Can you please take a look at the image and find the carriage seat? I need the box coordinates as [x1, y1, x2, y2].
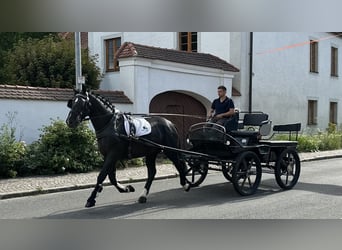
[123, 114, 152, 137]
[229, 113, 271, 144]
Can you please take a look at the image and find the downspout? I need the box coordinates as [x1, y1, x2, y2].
[75, 32, 83, 91]
[248, 32, 253, 113]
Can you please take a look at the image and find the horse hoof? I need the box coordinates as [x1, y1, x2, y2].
[85, 200, 96, 208]
[138, 196, 147, 203]
[183, 183, 191, 192]
[127, 185, 135, 192]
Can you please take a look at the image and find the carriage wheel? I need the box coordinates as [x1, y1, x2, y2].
[232, 151, 262, 196]
[275, 148, 301, 190]
[222, 162, 233, 182]
[185, 160, 208, 187]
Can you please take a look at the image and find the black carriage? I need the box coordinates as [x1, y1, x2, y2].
[66, 89, 302, 205]
[182, 112, 301, 196]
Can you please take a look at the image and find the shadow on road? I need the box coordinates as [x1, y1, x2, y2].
[296, 181, 342, 196]
[261, 178, 342, 196]
[40, 181, 281, 219]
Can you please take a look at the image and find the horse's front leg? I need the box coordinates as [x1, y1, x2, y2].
[85, 153, 116, 208]
[85, 167, 107, 208]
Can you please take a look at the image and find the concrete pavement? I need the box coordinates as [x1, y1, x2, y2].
[1, 149, 342, 200]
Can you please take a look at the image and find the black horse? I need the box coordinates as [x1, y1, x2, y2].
[66, 88, 190, 207]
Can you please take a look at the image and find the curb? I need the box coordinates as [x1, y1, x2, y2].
[0, 173, 179, 200]
[300, 154, 342, 162]
[1, 153, 342, 200]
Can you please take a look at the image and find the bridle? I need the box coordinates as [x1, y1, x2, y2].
[68, 93, 91, 122]
[69, 92, 117, 123]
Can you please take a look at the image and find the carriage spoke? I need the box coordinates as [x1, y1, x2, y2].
[241, 176, 247, 189]
[184, 158, 208, 187]
[248, 176, 252, 187]
[275, 149, 301, 190]
[232, 151, 261, 196]
[239, 159, 255, 189]
[281, 155, 295, 184]
[242, 159, 248, 171]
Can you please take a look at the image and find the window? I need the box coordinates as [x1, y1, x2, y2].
[308, 100, 318, 125]
[331, 47, 338, 77]
[105, 37, 121, 72]
[310, 40, 318, 73]
[330, 102, 338, 125]
[179, 32, 197, 52]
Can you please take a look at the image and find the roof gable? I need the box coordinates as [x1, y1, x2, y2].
[116, 42, 240, 72]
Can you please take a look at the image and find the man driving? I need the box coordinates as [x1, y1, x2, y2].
[209, 85, 236, 128]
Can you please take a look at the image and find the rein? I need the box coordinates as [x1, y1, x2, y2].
[131, 113, 208, 120]
[82, 112, 115, 121]
[84, 112, 208, 122]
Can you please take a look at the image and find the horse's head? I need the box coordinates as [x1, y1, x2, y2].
[66, 89, 91, 128]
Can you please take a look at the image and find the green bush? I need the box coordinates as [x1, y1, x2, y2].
[24, 119, 103, 175]
[0, 33, 58, 83]
[318, 124, 342, 151]
[2, 35, 102, 89]
[297, 135, 320, 152]
[0, 114, 147, 178]
[0, 123, 26, 178]
[326, 123, 337, 134]
[114, 158, 145, 170]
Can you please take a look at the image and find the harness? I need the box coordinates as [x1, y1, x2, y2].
[73, 93, 151, 159]
[95, 112, 147, 159]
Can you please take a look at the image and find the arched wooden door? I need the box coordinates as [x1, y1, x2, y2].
[149, 91, 207, 149]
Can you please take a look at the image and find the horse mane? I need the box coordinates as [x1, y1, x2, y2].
[91, 92, 117, 113]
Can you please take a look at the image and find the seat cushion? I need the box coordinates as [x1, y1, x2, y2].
[243, 113, 269, 126]
[230, 130, 259, 138]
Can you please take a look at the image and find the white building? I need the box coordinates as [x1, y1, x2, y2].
[88, 32, 240, 146]
[89, 32, 342, 133]
[2, 32, 340, 144]
[88, 32, 237, 106]
[243, 32, 342, 130]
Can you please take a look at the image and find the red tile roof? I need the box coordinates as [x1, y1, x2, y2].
[116, 42, 240, 72]
[93, 89, 133, 104]
[0, 85, 132, 104]
[232, 87, 241, 96]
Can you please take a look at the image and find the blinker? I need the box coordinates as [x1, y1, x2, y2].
[67, 99, 73, 108]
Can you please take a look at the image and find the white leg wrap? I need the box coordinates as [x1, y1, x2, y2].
[140, 188, 148, 198]
[183, 183, 190, 191]
[117, 182, 126, 191]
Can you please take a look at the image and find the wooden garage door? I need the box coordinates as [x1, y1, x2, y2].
[149, 91, 207, 149]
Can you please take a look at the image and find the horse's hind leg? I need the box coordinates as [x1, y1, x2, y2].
[164, 151, 190, 192]
[138, 154, 157, 203]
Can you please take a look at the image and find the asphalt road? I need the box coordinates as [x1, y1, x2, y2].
[1, 158, 342, 219]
